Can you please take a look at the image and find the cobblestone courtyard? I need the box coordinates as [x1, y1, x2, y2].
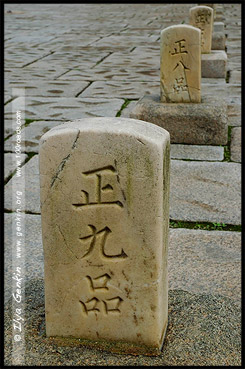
[4, 3, 241, 366]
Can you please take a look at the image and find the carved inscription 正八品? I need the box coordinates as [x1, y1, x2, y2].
[160, 25, 201, 103]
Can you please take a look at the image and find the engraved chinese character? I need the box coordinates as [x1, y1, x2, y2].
[173, 77, 188, 93]
[80, 273, 124, 315]
[196, 11, 211, 24]
[171, 39, 188, 55]
[79, 225, 128, 260]
[72, 165, 123, 209]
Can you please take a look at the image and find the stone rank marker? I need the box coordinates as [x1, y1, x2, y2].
[160, 25, 201, 103]
[39, 117, 170, 354]
[189, 5, 214, 54]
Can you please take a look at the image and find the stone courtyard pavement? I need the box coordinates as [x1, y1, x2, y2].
[4, 3, 241, 366]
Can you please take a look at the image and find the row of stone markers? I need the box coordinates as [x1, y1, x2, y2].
[131, 5, 228, 145]
[39, 5, 228, 356]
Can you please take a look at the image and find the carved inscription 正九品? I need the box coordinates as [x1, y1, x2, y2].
[73, 164, 128, 317]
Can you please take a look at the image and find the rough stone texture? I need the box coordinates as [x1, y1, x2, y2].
[212, 32, 225, 50]
[4, 120, 67, 153]
[80, 81, 159, 99]
[160, 25, 201, 103]
[4, 280, 241, 366]
[201, 50, 227, 78]
[170, 160, 241, 225]
[229, 70, 241, 84]
[4, 155, 40, 214]
[230, 127, 241, 163]
[130, 94, 228, 145]
[170, 144, 224, 161]
[189, 6, 213, 54]
[168, 228, 241, 306]
[4, 119, 15, 139]
[39, 118, 170, 350]
[5, 80, 90, 98]
[4, 97, 124, 121]
[4, 153, 27, 181]
[213, 21, 224, 33]
[4, 213, 44, 304]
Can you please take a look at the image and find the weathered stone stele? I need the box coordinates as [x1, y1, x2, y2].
[160, 25, 201, 103]
[39, 117, 170, 353]
[200, 3, 217, 18]
[190, 6, 214, 54]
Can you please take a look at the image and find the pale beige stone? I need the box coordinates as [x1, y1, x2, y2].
[199, 3, 216, 18]
[160, 25, 201, 103]
[190, 6, 214, 54]
[39, 117, 170, 352]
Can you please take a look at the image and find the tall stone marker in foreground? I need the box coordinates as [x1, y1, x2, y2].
[39, 117, 170, 354]
[189, 5, 213, 54]
[160, 25, 201, 103]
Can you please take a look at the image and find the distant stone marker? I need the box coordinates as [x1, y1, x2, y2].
[160, 25, 201, 103]
[39, 117, 170, 354]
[190, 6, 214, 53]
[200, 3, 216, 18]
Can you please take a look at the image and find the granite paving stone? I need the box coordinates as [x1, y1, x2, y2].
[170, 160, 241, 225]
[5, 80, 90, 98]
[4, 96, 124, 121]
[4, 213, 44, 304]
[4, 153, 27, 181]
[4, 155, 40, 214]
[58, 67, 160, 82]
[5, 67, 69, 81]
[168, 228, 241, 306]
[4, 121, 66, 153]
[4, 119, 15, 139]
[170, 145, 224, 161]
[80, 81, 159, 99]
[230, 127, 241, 163]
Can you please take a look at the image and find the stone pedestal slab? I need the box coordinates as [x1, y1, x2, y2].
[212, 32, 225, 50]
[201, 50, 227, 78]
[130, 94, 227, 145]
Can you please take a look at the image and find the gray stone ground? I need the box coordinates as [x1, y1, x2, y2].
[4, 3, 241, 366]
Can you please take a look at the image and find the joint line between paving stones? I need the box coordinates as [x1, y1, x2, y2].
[116, 98, 138, 117]
[91, 52, 113, 69]
[75, 81, 93, 97]
[4, 152, 37, 185]
[21, 51, 55, 68]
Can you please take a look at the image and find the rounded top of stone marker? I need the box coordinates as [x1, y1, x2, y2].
[190, 5, 214, 11]
[39, 117, 170, 147]
[160, 24, 201, 36]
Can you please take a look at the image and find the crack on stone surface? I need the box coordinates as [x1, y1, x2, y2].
[50, 130, 80, 188]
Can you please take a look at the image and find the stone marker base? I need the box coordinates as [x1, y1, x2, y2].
[213, 22, 224, 33]
[130, 95, 227, 145]
[212, 32, 225, 50]
[48, 324, 168, 356]
[201, 50, 227, 78]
